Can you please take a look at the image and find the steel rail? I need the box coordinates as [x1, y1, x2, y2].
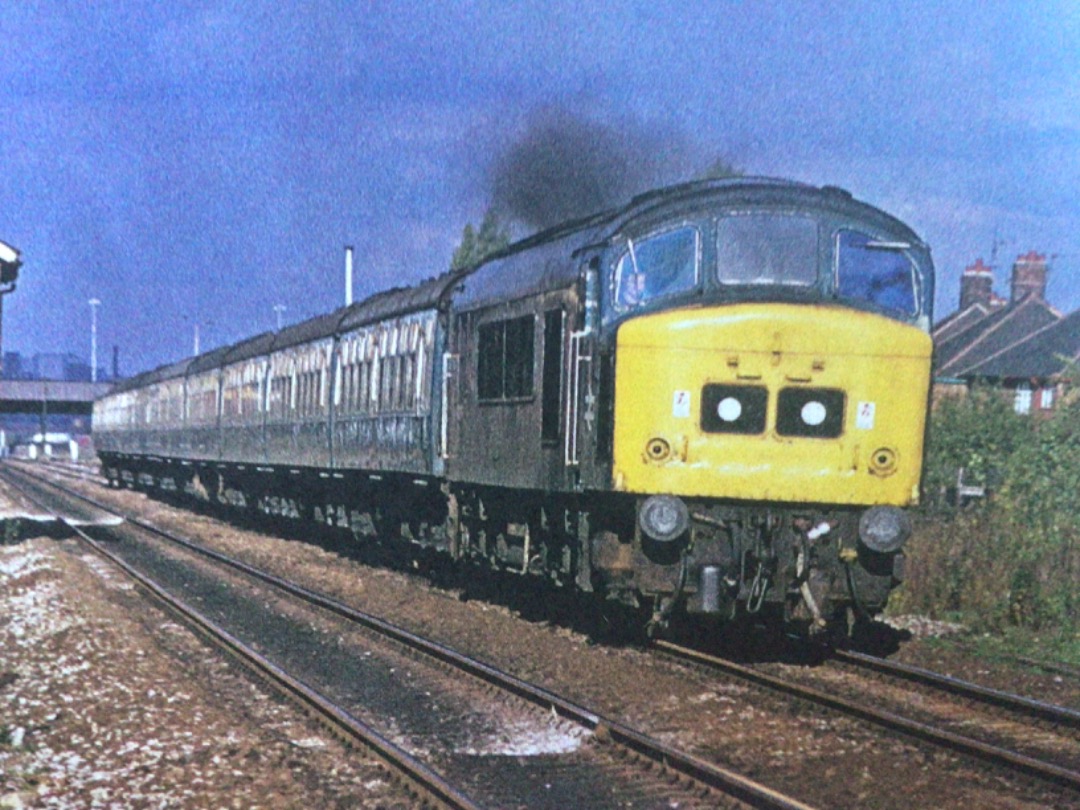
[1, 468, 483, 810]
[9, 462, 819, 810]
[833, 648, 1080, 730]
[653, 639, 1080, 793]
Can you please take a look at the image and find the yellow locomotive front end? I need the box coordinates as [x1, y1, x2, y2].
[613, 303, 932, 506]
[603, 302, 932, 634]
[585, 181, 936, 635]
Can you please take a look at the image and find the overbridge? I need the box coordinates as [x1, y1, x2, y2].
[0, 380, 112, 415]
[0, 380, 113, 454]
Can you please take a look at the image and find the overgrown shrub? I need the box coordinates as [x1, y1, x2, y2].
[922, 386, 1030, 502]
[896, 389, 1079, 635]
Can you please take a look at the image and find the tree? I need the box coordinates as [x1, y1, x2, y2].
[697, 157, 742, 180]
[451, 208, 510, 271]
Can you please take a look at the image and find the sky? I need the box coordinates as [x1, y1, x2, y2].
[3, 1, 1080, 376]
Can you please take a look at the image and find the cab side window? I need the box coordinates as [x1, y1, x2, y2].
[613, 227, 698, 311]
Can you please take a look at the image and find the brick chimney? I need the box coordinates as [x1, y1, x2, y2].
[959, 258, 994, 310]
[1010, 251, 1048, 303]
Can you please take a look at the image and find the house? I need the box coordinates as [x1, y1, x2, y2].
[932, 252, 1080, 414]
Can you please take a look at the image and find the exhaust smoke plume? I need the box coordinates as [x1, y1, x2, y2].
[490, 108, 711, 232]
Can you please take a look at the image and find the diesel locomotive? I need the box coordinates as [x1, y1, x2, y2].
[94, 177, 934, 636]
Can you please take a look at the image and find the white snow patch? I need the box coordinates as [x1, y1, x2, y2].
[64, 515, 124, 528]
[0, 548, 52, 578]
[457, 719, 588, 756]
[883, 614, 968, 638]
[291, 736, 329, 750]
[4, 580, 80, 644]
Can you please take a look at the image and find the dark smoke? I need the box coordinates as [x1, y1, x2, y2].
[490, 108, 704, 232]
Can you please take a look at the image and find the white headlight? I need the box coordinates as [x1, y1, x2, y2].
[801, 400, 827, 426]
[717, 396, 742, 422]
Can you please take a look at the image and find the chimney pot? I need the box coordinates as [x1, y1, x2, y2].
[959, 258, 994, 310]
[1010, 251, 1048, 303]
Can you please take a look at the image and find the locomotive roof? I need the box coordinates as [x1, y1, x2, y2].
[615, 177, 921, 236]
[452, 176, 925, 310]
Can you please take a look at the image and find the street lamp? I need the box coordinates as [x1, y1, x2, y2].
[88, 298, 101, 382]
[0, 240, 22, 376]
[274, 304, 286, 330]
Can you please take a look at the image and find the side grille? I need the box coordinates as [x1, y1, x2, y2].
[776, 388, 845, 438]
[701, 384, 768, 434]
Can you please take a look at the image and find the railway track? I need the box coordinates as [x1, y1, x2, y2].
[2, 462, 817, 810]
[2, 465, 482, 810]
[831, 647, 1080, 729]
[652, 638, 1080, 794]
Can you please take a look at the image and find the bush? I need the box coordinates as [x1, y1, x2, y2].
[922, 386, 1030, 503]
[898, 389, 1079, 636]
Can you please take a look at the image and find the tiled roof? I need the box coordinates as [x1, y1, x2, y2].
[936, 297, 1061, 376]
[965, 309, 1080, 379]
[932, 303, 990, 344]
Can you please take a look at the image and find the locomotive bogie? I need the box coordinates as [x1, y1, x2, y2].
[607, 498, 906, 629]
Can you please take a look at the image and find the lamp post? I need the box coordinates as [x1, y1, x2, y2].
[274, 304, 286, 330]
[345, 245, 354, 306]
[88, 298, 101, 382]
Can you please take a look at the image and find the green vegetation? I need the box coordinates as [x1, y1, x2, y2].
[695, 157, 743, 180]
[450, 208, 511, 271]
[3, 518, 21, 546]
[893, 387, 1079, 661]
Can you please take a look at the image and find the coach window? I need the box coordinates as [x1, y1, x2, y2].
[403, 353, 417, 410]
[835, 229, 918, 317]
[478, 315, 535, 402]
[613, 227, 698, 311]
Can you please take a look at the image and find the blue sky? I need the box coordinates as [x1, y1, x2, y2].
[3, 2, 1079, 375]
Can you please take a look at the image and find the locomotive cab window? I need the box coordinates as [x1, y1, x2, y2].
[613, 226, 698, 311]
[477, 314, 535, 402]
[716, 213, 818, 286]
[835, 229, 918, 318]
